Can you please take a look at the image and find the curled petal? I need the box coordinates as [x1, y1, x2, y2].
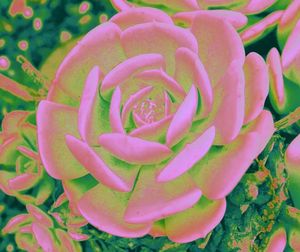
[99, 133, 172, 164]
[212, 61, 245, 145]
[124, 168, 201, 224]
[78, 183, 152, 238]
[191, 13, 245, 87]
[121, 22, 198, 74]
[277, 0, 300, 48]
[190, 110, 274, 199]
[37, 100, 87, 180]
[55, 229, 79, 252]
[2, 214, 32, 234]
[32, 222, 59, 252]
[26, 204, 53, 228]
[133, 112, 146, 127]
[165, 197, 226, 243]
[157, 126, 215, 182]
[101, 53, 165, 93]
[110, 87, 124, 133]
[282, 20, 300, 85]
[166, 85, 198, 147]
[173, 10, 247, 29]
[130, 115, 173, 141]
[267, 48, 285, 112]
[240, 11, 283, 46]
[111, 7, 173, 30]
[49, 22, 125, 103]
[78, 66, 104, 145]
[65, 135, 137, 192]
[174, 47, 213, 118]
[243, 52, 269, 124]
[9, 173, 40, 191]
[236, 0, 276, 15]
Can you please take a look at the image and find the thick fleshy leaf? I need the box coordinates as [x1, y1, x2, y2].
[48, 22, 126, 103]
[110, 87, 124, 133]
[2, 214, 32, 234]
[135, 69, 186, 99]
[158, 126, 215, 182]
[65, 135, 138, 192]
[240, 11, 283, 46]
[190, 110, 274, 199]
[32, 222, 59, 252]
[99, 133, 172, 164]
[124, 168, 201, 224]
[166, 85, 198, 147]
[78, 66, 104, 145]
[243, 52, 269, 124]
[26, 204, 53, 228]
[265, 227, 286, 252]
[130, 115, 173, 142]
[211, 61, 245, 145]
[267, 48, 286, 112]
[173, 10, 247, 29]
[282, 20, 300, 85]
[8, 173, 40, 191]
[37, 100, 87, 180]
[191, 13, 244, 87]
[77, 183, 152, 238]
[174, 47, 213, 118]
[121, 22, 198, 74]
[165, 197, 226, 243]
[236, 0, 276, 14]
[111, 7, 173, 30]
[285, 134, 300, 209]
[277, 0, 300, 48]
[55, 229, 78, 252]
[101, 53, 165, 93]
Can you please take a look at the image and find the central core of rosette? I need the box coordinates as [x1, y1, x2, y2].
[133, 95, 165, 124]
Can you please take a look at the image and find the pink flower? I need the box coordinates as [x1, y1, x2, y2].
[0, 111, 53, 205]
[2, 203, 85, 252]
[37, 7, 274, 242]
